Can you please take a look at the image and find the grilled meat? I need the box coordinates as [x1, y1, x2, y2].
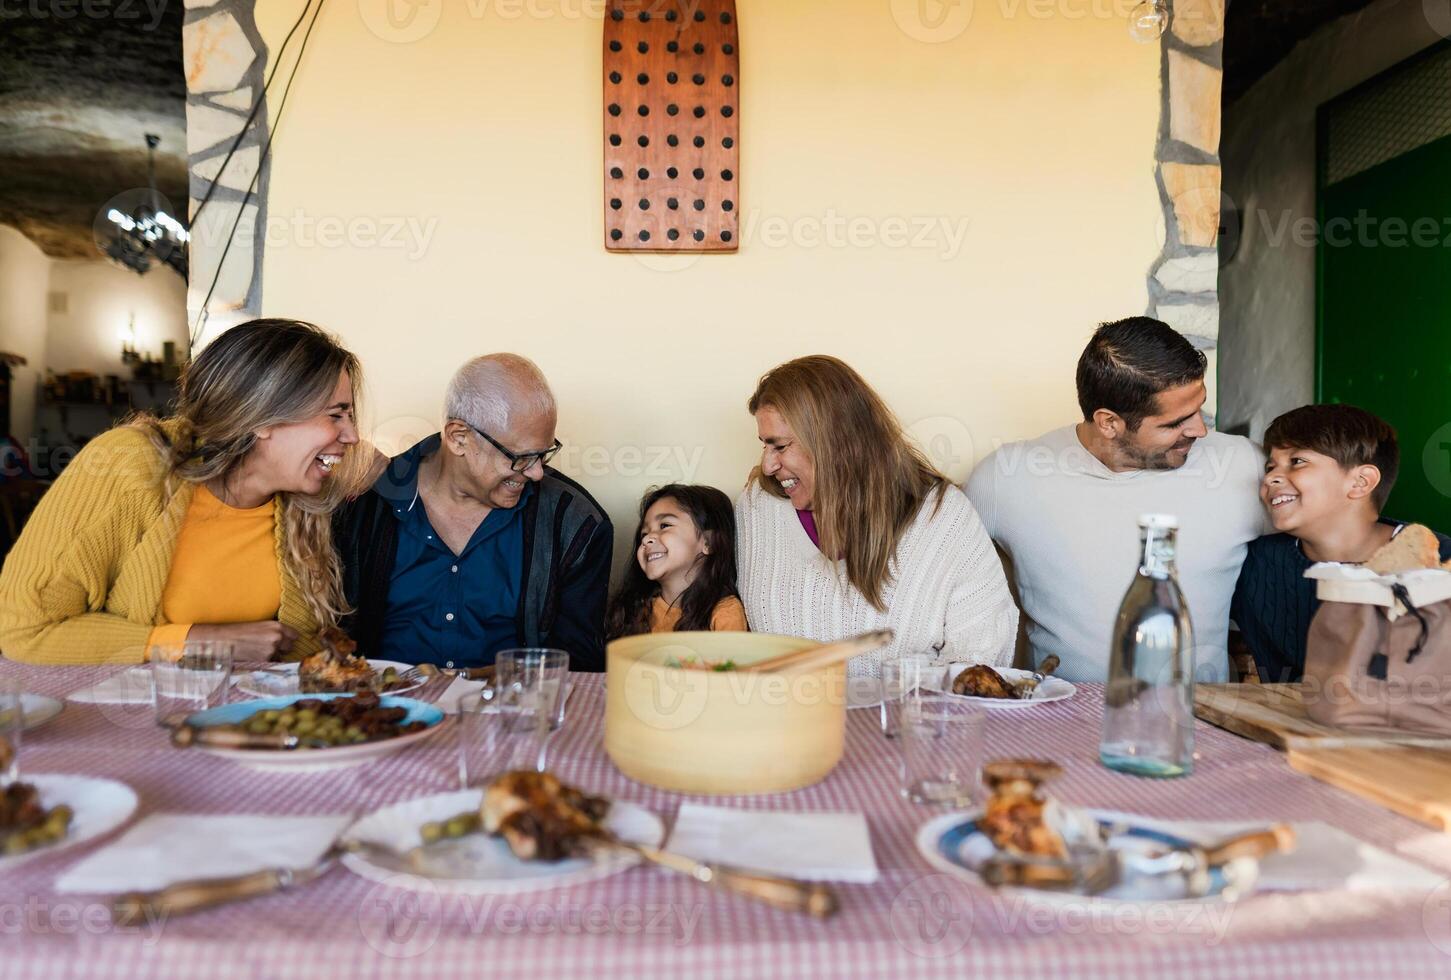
[481, 771, 612, 862]
[952, 664, 1019, 700]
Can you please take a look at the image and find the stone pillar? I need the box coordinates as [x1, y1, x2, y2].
[1149, 0, 1225, 412]
[181, 0, 270, 337]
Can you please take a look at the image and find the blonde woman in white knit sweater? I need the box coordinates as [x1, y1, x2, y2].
[735, 356, 1018, 679]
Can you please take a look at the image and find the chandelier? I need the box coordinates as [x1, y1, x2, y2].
[102, 134, 189, 277]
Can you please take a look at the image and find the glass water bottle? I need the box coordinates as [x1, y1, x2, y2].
[1099, 514, 1195, 778]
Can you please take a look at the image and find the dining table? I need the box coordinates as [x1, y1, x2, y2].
[4, 661, 1451, 978]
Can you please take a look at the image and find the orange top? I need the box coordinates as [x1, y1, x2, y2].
[649, 595, 749, 633]
[146, 485, 282, 650]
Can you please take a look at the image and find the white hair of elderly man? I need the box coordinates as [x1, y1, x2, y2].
[444, 353, 557, 433]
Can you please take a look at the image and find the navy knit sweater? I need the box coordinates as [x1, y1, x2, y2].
[1230, 520, 1451, 683]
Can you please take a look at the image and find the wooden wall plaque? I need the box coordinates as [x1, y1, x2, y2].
[603, 0, 740, 252]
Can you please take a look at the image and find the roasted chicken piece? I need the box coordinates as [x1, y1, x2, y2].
[952, 664, 1020, 700]
[979, 759, 1068, 860]
[299, 627, 375, 693]
[481, 771, 612, 862]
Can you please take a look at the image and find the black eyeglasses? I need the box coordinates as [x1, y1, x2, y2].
[453, 419, 563, 473]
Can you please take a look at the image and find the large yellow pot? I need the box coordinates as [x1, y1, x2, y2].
[604, 632, 848, 795]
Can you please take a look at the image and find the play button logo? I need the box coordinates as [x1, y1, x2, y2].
[891, 0, 975, 43]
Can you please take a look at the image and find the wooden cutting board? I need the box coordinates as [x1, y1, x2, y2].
[1195, 683, 1451, 830]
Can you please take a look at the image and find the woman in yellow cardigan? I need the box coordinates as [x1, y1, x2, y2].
[0, 319, 369, 665]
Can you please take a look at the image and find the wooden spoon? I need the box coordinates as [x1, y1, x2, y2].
[743, 630, 895, 674]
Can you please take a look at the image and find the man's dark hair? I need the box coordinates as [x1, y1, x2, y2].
[1075, 317, 1208, 431]
[1265, 404, 1399, 510]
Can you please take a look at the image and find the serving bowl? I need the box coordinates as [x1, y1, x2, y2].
[604, 632, 847, 795]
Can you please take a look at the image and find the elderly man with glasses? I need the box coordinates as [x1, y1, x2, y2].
[334, 354, 613, 670]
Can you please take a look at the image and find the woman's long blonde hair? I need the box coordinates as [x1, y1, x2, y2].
[133, 319, 370, 630]
[749, 356, 947, 610]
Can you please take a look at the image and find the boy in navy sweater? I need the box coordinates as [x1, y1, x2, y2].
[1231, 404, 1451, 682]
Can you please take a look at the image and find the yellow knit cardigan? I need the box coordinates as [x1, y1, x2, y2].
[0, 423, 321, 665]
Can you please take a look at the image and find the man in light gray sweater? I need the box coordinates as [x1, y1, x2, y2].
[965, 318, 1264, 684]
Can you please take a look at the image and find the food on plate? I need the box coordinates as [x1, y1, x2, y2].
[978, 758, 1068, 860]
[299, 628, 405, 693]
[664, 654, 737, 672]
[224, 693, 430, 748]
[952, 664, 1020, 700]
[481, 770, 612, 861]
[1, 781, 73, 856]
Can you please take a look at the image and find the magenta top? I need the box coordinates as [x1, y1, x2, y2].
[796, 509, 821, 549]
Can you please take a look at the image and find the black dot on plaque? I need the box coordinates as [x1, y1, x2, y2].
[638, 167, 650, 179]
[609, 71, 622, 84]
[693, 73, 705, 85]
[666, 9, 677, 21]
[721, 230, 733, 242]
[638, 105, 649, 116]
[639, 229, 650, 241]
[721, 106, 734, 117]
[667, 104, 679, 116]
[610, 8, 622, 21]
[638, 10, 649, 21]
[721, 169, 733, 181]
[722, 137, 734, 149]
[693, 106, 705, 118]
[609, 134, 621, 146]
[609, 40, 621, 52]
[639, 198, 651, 210]
[723, 43, 734, 54]
[693, 136, 705, 148]
[693, 229, 705, 242]
[722, 200, 734, 211]
[667, 40, 679, 52]
[610, 198, 622, 209]
[693, 42, 705, 54]
[610, 229, 623, 240]
[666, 166, 679, 178]
[667, 197, 679, 209]
[638, 135, 649, 147]
[693, 168, 705, 180]
[693, 9, 705, 21]
[638, 73, 649, 84]
[722, 74, 734, 86]
[667, 134, 679, 146]
[610, 167, 623, 178]
[667, 229, 680, 241]
[693, 198, 705, 210]
[608, 104, 621, 116]
[637, 41, 649, 53]
[721, 11, 732, 24]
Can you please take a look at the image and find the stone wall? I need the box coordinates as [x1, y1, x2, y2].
[1148, 0, 1225, 391]
[181, 0, 270, 328]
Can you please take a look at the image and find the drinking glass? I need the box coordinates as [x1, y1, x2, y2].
[494, 648, 570, 732]
[897, 694, 986, 805]
[150, 641, 234, 728]
[0, 680, 23, 785]
[456, 685, 550, 787]
[878, 653, 933, 739]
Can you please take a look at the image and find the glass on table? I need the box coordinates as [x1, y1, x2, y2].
[877, 653, 934, 739]
[494, 648, 570, 732]
[149, 640, 234, 728]
[456, 684, 550, 787]
[897, 693, 986, 806]
[0, 679, 23, 785]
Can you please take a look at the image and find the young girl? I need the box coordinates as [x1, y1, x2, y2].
[606, 484, 748, 638]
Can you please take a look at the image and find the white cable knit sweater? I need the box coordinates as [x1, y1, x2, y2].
[735, 481, 1018, 678]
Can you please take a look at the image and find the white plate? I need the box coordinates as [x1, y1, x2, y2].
[915, 809, 1256, 906]
[0, 774, 139, 871]
[342, 789, 665, 896]
[19, 694, 64, 732]
[928, 665, 1076, 707]
[234, 660, 422, 699]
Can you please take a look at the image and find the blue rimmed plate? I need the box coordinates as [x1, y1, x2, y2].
[184, 693, 448, 772]
[916, 809, 1256, 905]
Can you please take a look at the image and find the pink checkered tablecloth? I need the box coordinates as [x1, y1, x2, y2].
[3, 663, 1450, 979]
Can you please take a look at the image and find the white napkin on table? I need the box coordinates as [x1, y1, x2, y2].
[666, 804, 879, 884]
[65, 667, 153, 705]
[1093, 812, 1445, 893]
[55, 814, 353, 894]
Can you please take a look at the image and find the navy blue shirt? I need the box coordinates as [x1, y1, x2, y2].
[378, 448, 531, 669]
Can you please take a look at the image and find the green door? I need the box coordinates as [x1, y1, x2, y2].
[1318, 45, 1451, 530]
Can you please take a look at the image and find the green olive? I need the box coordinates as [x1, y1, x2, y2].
[419, 821, 444, 844]
[444, 814, 479, 838]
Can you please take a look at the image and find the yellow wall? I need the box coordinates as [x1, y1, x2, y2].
[251, 0, 1162, 575]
